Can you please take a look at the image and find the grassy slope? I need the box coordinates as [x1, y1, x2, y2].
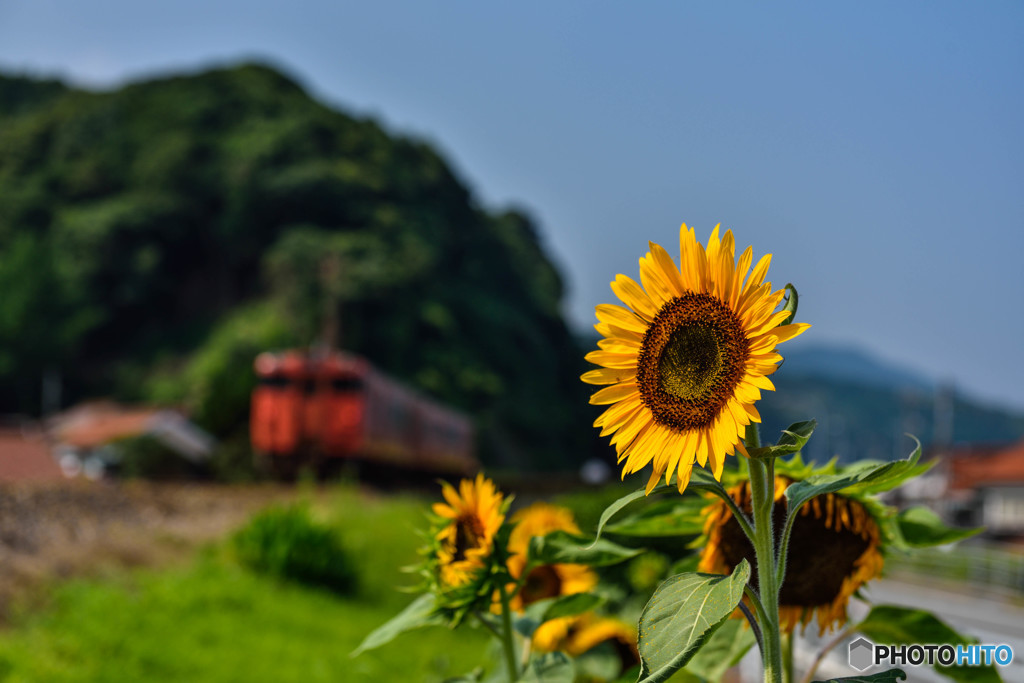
[0, 487, 489, 682]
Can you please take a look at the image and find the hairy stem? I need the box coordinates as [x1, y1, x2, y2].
[783, 631, 794, 683]
[497, 581, 519, 682]
[747, 424, 782, 683]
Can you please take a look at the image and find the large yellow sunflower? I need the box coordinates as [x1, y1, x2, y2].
[505, 503, 598, 611]
[698, 477, 884, 635]
[583, 225, 810, 494]
[433, 473, 506, 588]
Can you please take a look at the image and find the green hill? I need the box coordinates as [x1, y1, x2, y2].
[0, 63, 595, 470]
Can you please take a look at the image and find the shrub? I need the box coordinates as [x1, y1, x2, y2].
[232, 504, 356, 595]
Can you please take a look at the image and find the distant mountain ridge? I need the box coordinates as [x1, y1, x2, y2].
[758, 343, 1024, 463]
[782, 344, 934, 394]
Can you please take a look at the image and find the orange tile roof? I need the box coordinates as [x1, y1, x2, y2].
[949, 440, 1024, 490]
[0, 429, 64, 483]
[51, 403, 161, 449]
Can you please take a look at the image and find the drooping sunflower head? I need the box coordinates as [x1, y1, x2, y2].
[506, 503, 598, 611]
[698, 477, 884, 635]
[583, 225, 809, 495]
[432, 473, 506, 588]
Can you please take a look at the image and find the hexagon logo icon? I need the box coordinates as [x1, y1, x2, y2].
[849, 637, 874, 671]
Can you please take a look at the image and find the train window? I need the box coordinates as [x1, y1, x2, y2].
[257, 376, 290, 388]
[330, 377, 364, 391]
[302, 379, 316, 394]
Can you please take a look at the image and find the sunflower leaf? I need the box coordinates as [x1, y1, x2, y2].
[530, 530, 642, 566]
[748, 420, 817, 459]
[855, 605, 1002, 683]
[518, 651, 575, 683]
[441, 668, 484, 683]
[588, 487, 648, 546]
[673, 618, 756, 682]
[542, 592, 604, 621]
[785, 436, 922, 513]
[514, 592, 605, 636]
[811, 670, 907, 682]
[780, 283, 799, 326]
[603, 497, 708, 538]
[636, 560, 751, 683]
[351, 593, 444, 656]
[894, 506, 982, 548]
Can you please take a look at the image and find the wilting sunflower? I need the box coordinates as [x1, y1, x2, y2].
[583, 225, 810, 494]
[433, 473, 506, 588]
[505, 503, 598, 611]
[698, 476, 884, 635]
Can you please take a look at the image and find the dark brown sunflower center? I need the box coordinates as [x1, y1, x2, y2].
[637, 293, 749, 431]
[519, 565, 562, 605]
[714, 489, 873, 607]
[452, 515, 484, 562]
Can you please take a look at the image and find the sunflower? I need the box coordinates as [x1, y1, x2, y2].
[583, 225, 810, 495]
[505, 503, 598, 611]
[533, 612, 640, 676]
[433, 473, 506, 588]
[698, 476, 884, 635]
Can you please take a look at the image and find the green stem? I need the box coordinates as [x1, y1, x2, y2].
[742, 584, 770, 631]
[737, 599, 764, 656]
[712, 486, 757, 545]
[775, 503, 802, 595]
[497, 580, 519, 682]
[783, 631, 794, 683]
[747, 425, 782, 683]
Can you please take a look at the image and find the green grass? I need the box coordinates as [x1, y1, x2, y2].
[0, 487, 490, 682]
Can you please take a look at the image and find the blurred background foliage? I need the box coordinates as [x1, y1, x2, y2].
[2, 62, 1021, 476]
[0, 63, 597, 471]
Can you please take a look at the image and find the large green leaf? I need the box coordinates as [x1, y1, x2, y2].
[812, 670, 906, 683]
[748, 420, 817, 459]
[894, 507, 981, 548]
[603, 497, 708, 538]
[856, 605, 1002, 683]
[530, 530, 642, 567]
[589, 487, 664, 547]
[518, 652, 574, 683]
[636, 560, 751, 683]
[351, 593, 444, 656]
[785, 438, 922, 513]
[674, 618, 756, 682]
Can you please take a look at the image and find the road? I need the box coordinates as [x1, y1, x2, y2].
[736, 576, 1024, 682]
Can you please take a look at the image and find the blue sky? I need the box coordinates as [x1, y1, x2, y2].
[2, 2, 1022, 410]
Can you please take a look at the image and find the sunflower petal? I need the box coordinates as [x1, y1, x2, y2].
[589, 381, 638, 405]
[595, 304, 648, 332]
[611, 274, 658, 321]
[649, 241, 686, 297]
[581, 367, 636, 385]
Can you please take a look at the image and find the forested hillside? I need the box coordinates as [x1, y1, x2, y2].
[0, 63, 595, 469]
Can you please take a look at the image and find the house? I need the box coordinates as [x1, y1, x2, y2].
[947, 441, 1024, 537]
[49, 401, 214, 475]
[902, 440, 1024, 540]
[0, 424, 64, 483]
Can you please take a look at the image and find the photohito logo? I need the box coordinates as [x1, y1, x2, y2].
[848, 637, 1014, 671]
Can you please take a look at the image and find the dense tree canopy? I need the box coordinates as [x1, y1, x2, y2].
[0, 64, 596, 469]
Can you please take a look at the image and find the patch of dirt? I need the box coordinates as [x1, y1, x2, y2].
[0, 480, 299, 621]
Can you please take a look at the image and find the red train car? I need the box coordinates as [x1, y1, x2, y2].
[250, 350, 477, 478]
